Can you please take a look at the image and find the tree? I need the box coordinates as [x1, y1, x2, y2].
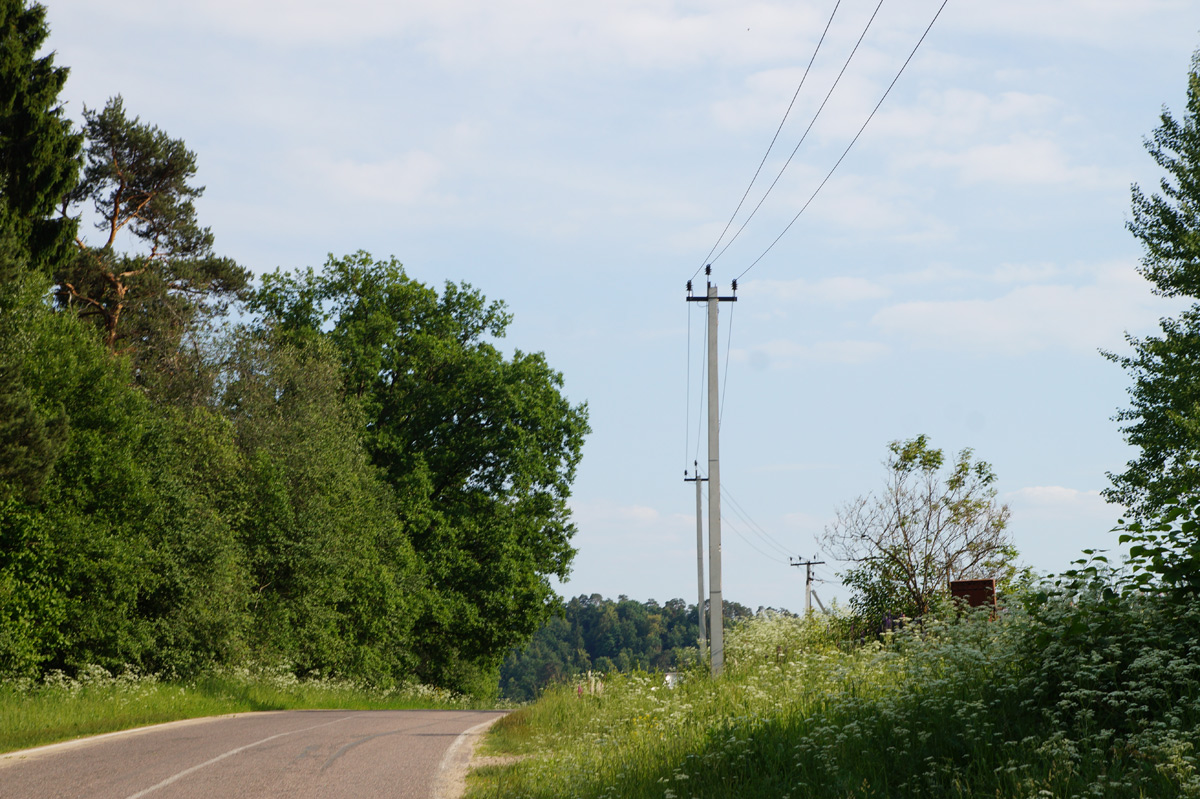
[498, 594, 704, 701]
[1106, 50, 1200, 522]
[218, 331, 425, 684]
[821, 436, 1015, 622]
[251, 252, 590, 694]
[1104, 49, 1200, 596]
[55, 96, 248, 373]
[0, 0, 81, 280]
[0, 363, 66, 503]
[0, 274, 251, 677]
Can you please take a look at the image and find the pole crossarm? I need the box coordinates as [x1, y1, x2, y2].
[791, 559, 827, 615]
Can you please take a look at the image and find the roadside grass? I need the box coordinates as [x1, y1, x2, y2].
[469, 591, 1200, 798]
[0, 665, 474, 754]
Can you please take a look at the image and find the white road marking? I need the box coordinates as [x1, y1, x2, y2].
[122, 715, 354, 799]
[431, 715, 506, 799]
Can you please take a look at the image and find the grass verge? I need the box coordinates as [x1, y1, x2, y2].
[468, 590, 1200, 798]
[0, 665, 477, 754]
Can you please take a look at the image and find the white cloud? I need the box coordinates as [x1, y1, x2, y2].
[798, 174, 955, 239]
[872, 262, 1168, 355]
[571, 500, 682, 531]
[306, 150, 443, 205]
[1003, 485, 1125, 571]
[987, 262, 1063, 284]
[876, 89, 1061, 144]
[906, 135, 1118, 189]
[1005, 486, 1106, 508]
[742, 275, 890, 304]
[733, 338, 889, 369]
[945, 0, 1193, 47]
[142, 0, 830, 69]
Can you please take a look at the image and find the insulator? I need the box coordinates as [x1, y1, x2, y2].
[705, 264, 712, 276]
[731, 279, 738, 292]
[686, 280, 692, 293]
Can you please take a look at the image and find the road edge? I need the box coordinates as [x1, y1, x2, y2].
[431, 713, 508, 799]
[0, 712, 273, 766]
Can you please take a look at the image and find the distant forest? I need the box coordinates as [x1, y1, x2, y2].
[500, 595, 781, 701]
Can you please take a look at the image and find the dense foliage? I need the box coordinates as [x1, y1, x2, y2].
[474, 587, 1200, 799]
[1107, 51, 1200, 523]
[0, 1, 587, 699]
[250, 252, 590, 694]
[498, 595, 759, 702]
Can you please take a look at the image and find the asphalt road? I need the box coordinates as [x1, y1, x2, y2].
[0, 709, 506, 799]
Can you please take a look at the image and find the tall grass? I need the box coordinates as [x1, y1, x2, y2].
[472, 589, 1200, 798]
[0, 664, 476, 754]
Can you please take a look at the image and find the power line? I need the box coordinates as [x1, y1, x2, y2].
[722, 484, 789, 555]
[736, 0, 951, 281]
[709, 0, 885, 268]
[721, 483, 794, 558]
[684, 301, 692, 472]
[720, 508, 790, 565]
[692, 0, 844, 280]
[692, 303, 706, 466]
[719, 299, 735, 428]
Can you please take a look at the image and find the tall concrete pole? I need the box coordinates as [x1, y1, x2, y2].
[706, 283, 724, 676]
[686, 273, 735, 677]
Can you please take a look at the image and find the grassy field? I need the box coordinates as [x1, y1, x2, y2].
[0, 665, 475, 754]
[469, 588, 1200, 798]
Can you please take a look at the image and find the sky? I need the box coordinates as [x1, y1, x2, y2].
[39, 0, 1200, 612]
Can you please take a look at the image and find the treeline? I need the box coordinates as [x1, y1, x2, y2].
[0, 1, 587, 698]
[499, 595, 765, 701]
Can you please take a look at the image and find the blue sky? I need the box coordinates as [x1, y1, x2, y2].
[42, 0, 1200, 611]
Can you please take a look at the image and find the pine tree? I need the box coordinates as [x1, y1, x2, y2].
[57, 97, 249, 390]
[0, 0, 81, 280]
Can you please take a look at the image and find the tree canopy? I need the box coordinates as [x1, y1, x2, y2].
[250, 252, 590, 692]
[1106, 52, 1200, 523]
[55, 96, 248, 379]
[499, 594, 758, 702]
[1104, 49, 1200, 599]
[822, 436, 1016, 623]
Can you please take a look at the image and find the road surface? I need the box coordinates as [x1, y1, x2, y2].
[0, 709, 505, 799]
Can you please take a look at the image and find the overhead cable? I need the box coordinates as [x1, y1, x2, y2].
[736, 0, 951, 281]
[684, 302, 692, 472]
[693, 307, 706, 466]
[722, 514, 791, 565]
[709, 0, 885, 269]
[721, 483, 795, 558]
[691, 0, 844, 280]
[719, 300, 735, 428]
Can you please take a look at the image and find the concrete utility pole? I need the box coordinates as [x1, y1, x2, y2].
[790, 558, 826, 615]
[687, 269, 736, 676]
[683, 462, 707, 650]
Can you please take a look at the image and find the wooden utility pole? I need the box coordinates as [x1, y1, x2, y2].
[687, 268, 736, 675]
